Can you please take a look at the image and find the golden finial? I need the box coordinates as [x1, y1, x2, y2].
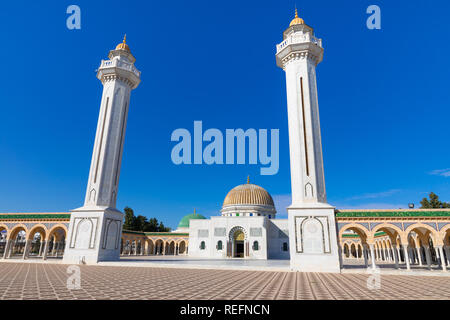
[290, 7, 305, 26]
[115, 34, 131, 52]
[247, 176, 250, 184]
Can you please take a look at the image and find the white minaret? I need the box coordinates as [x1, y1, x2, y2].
[63, 36, 141, 264]
[276, 10, 341, 272]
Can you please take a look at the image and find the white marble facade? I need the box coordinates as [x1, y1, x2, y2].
[189, 216, 291, 260]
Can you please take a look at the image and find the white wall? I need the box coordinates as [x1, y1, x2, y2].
[268, 219, 290, 259]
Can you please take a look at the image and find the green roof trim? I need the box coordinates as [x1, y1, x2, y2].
[342, 231, 386, 238]
[122, 229, 188, 236]
[336, 211, 450, 218]
[0, 214, 71, 220]
[144, 232, 189, 236]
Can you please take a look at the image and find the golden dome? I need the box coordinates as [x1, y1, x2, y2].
[223, 180, 275, 207]
[115, 34, 130, 52]
[289, 8, 305, 27]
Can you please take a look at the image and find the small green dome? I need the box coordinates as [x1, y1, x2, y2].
[178, 212, 206, 229]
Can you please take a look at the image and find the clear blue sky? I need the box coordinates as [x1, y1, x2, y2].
[1, 1, 449, 229]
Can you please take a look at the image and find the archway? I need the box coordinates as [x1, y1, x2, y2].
[7, 225, 28, 258]
[343, 243, 350, 258]
[405, 223, 442, 270]
[46, 225, 67, 259]
[370, 224, 404, 269]
[154, 239, 164, 255]
[339, 224, 371, 269]
[27, 225, 47, 259]
[178, 240, 186, 254]
[233, 229, 245, 258]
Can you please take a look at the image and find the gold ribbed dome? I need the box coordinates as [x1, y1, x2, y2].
[289, 8, 305, 26]
[223, 179, 274, 207]
[115, 34, 130, 52]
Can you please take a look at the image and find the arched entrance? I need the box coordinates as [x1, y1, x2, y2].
[233, 229, 245, 258]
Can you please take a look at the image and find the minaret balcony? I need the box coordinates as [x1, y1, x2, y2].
[276, 34, 322, 54]
[97, 59, 141, 88]
[276, 34, 323, 68]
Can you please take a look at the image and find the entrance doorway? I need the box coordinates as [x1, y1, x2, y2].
[233, 229, 245, 258]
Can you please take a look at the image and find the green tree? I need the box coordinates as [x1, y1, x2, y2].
[143, 218, 159, 232]
[420, 192, 450, 208]
[123, 207, 135, 230]
[122, 207, 171, 232]
[134, 215, 148, 231]
[157, 222, 171, 232]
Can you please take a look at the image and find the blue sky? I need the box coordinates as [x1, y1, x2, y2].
[1, 1, 449, 229]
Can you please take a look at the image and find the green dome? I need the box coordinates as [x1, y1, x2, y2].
[178, 213, 206, 229]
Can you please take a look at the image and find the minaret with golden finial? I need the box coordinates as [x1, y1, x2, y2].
[276, 9, 325, 205]
[63, 35, 141, 264]
[276, 10, 341, 273]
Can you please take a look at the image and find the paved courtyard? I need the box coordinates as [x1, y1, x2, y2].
[0, 262, 450, 300]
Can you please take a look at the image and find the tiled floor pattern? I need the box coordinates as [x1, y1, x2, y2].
[0, 262, 449, 300]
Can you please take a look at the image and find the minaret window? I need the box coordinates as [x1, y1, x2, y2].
[216, 241, 223, 250]
[253, 241, 259, 251]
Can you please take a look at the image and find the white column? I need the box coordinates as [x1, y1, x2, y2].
[435, 246, 441, 266]
[402, 245, 411, 270]
[437, 246, 447, 271]
[42, 240, 49, 260]
[22, 240, 31, 260]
